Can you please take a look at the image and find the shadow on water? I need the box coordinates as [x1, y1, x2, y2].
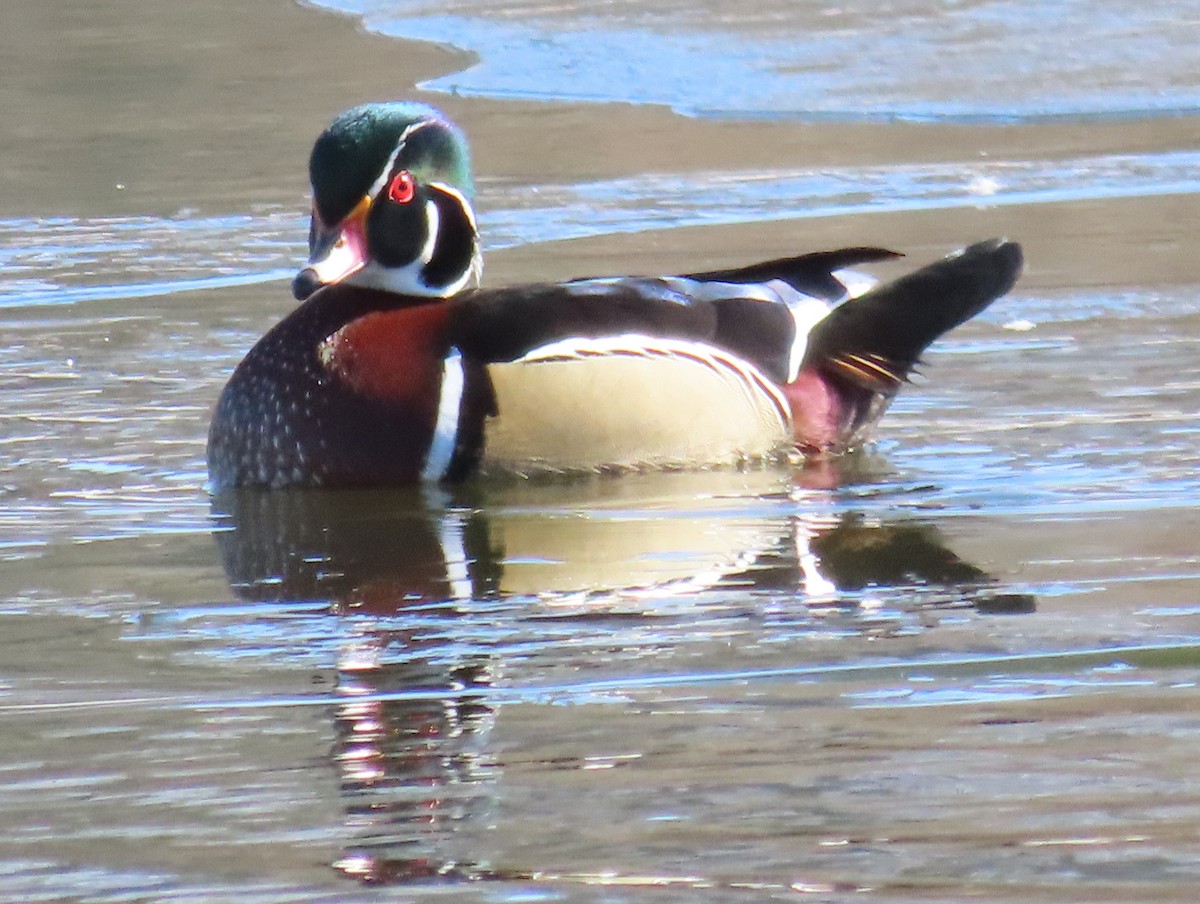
[210, 467, 1033, 885]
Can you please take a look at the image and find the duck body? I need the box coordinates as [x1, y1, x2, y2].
[206, 103, 1023, 489]
[208, 241, 1021, 487]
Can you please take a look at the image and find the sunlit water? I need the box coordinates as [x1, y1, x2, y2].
[316, 0, 1200, 120]
[4, 1, 1200, 901]
[7, 147, 1200, 306]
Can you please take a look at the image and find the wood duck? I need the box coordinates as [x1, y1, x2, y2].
[207, 102, 1023, 489]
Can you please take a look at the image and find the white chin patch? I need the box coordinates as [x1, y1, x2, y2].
[349, 254, 480, 298]
[348, 200, 439, 296]
[348, 262, 436, 297]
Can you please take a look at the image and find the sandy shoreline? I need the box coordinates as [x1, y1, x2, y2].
[0, 0, 467, 217]
[3, 0, 1198, 289]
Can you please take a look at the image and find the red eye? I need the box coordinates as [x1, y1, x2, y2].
[387, 170, 416, 204]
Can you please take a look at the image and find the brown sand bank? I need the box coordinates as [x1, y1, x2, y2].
[2, 0, 1196, 290]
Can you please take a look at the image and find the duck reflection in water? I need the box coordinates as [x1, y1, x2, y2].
[210, 467, 1033, 884]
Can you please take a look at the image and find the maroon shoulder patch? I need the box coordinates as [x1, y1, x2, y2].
[318, 303, 451, 420]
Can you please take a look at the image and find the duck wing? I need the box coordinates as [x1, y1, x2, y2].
[449, 247, 905, 382]
[448, 276, 798, 383]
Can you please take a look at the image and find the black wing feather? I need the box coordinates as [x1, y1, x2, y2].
[448, 280, 797, 382]
[448, 248, 912, 382]
[449, 283, 718, 362]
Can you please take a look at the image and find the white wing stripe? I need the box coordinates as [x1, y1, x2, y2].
[830, 267, 878, 300]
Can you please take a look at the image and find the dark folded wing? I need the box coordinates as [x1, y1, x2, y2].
[447, 277, 799, 383]
[686, 247, 901, 301]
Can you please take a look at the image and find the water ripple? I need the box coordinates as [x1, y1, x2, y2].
[4, 149, 1199, 309]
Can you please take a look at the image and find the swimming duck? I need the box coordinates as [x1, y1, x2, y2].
[207, 102, 1022, 488]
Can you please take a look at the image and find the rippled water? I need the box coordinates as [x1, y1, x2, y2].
[9, 148, 1200, 306]
[4, 0, 1200, 901]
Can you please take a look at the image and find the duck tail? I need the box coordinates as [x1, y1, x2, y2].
[789, 238, 1023, 452]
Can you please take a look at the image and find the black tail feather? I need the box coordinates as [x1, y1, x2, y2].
[802, 238, 1023, 387]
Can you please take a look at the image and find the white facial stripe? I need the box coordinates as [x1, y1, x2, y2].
[429, 181, 477, 232]
[367, 119, 436, 200]
[343, 194, 458, 297]
[421, 348, 464, 482]
[347, 257, 478, 298]
[419, 199, 440, 265]
[426, 182, 482, 295]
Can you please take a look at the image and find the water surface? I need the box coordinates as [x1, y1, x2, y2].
[2, 0, 1200, 901]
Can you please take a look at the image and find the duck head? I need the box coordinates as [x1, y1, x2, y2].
[293, 102, 482, 301]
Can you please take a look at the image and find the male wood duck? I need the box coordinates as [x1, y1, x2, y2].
[207, 102, 1023, 489]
